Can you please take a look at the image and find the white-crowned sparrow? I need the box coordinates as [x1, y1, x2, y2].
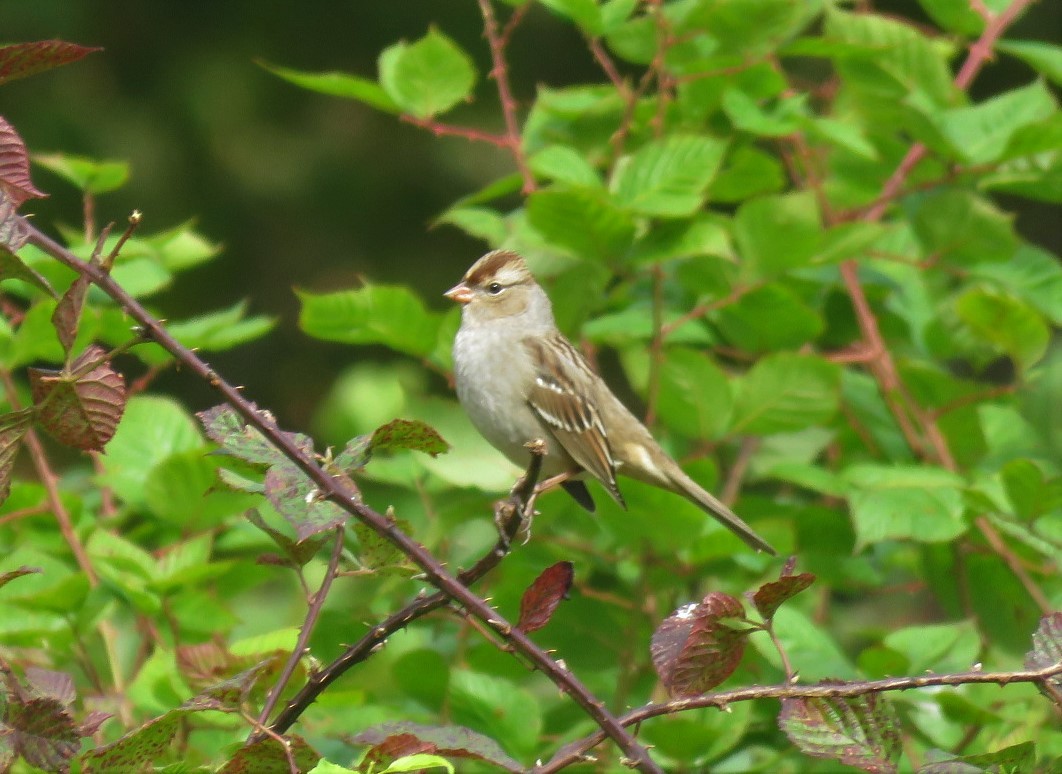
[445, 250, 776, 555]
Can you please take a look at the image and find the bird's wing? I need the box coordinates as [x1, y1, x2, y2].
[524, 334, 625, 507]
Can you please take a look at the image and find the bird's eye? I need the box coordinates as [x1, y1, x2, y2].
[487, 282, 503, 295]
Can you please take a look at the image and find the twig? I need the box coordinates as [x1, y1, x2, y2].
[537, 662, 1062, 773]
[399, 115, 512, 148]
[477, 0, 536, 193]
[255, 527, 346, 730]
[720, 437, 758, 507]
[267, 451, 543, 737]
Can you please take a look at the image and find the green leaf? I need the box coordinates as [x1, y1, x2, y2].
[922, 743, 1037, 774]
[707, 143, 786, 202]
[715, 284, 824, 352]
[803, 116, 878, 160]
[434, 206, 508, 246]
[378, 28, 476, 118]
[627, 216, 733, 265]
[731, 353, 840, 435]
[259, 61, 399, 113]
[954, 286, 1049, 372]
[968, 244, 1062, 325]
[528, 144, 601, 187]
[298, 284, 441, 357]
[525, 186, 635, 261]
[448, 671, 541, 759]
[538, 0, 603, 34]
[733, 192, 822, 278]
[825, 9, 956, 107]
[722, 90, 806, 136]
[844, 464, 967, 550]
[915, 0, 985, 36]
[609, 134, 729, 217]
[32, 153, 129, 194]
[936, 80, 1057, 164]
[148, 222, 222, 271]
[656, 347, 733, 440]
[910, 189, 1019, 266]
[883, 620, 981, 673]
[99, 396, 203, 508]
[380, 755, 454, 774]
[163, 301, 276, 355]
[998, 40, 1062, 85]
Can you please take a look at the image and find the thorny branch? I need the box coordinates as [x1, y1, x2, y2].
[537, 662, 1062, 773]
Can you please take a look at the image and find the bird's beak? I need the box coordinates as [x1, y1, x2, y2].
[444, 283, 473, 305]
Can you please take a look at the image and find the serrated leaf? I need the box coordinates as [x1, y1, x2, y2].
[752, 572, 816, 621]
[651, 592, 750, 696]
[656, 347, 733, 440]
[352, 722, 522, 773]
[434, 206, 508, 246]
[263, 462, 350, 542]
[1024, 612, 1062, 695]
[24, 668, 75, 706]
[528, 144, 601, 187]
[844, 464, 967, 550]
[0, 118, 47, 207]
[731, 353, 840, 435]
[32, 153, 129, 195]
[8, 697, 80, 771]
[911, 189, 1018, 266]
[733, 192, 822, 277]
[30, 347, 126, 451]
[0, 408, 34, 503]
[936, 80, 1057, 164]
[780, 690, 901, 774]
[217, 735, 321, 774]
[716, 284, 824, 352]
[0, 40, 100, 86]
[370, 418, 449, 457]
[539, 0, 603, 34]
[920, 742, 1037, 774]
[298, 284, 441, 357]
[51, 272, 91, 353]
[516, 561, 574, 634]
[610, 135, 729, 217]
[163, 301, 275, 355]
[378, 29, 476, 118]
[197, 404, 311, 467]
[260, 61, 400, 113]
[525, 186, 635, 261]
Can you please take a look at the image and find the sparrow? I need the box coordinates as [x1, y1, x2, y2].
[445, 249, 776, 555]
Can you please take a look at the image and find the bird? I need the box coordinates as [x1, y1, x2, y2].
[444, 249, 776, 555]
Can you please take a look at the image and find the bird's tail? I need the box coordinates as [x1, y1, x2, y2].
[668, 468, 777, 555]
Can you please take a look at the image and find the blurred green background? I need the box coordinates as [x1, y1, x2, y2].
[4, 0, 1057, 428]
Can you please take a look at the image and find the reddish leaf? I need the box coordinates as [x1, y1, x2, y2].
[197, 403, 314, 466]
[217, 735, 320, 774]
[361, 734, 435, 769]
[1025, 612, 1062, 697]
[352, 722, 522, 773]
[24, 668, 75, 706]
[0, 408, 35, 504]
[0, 118, 46, 207]
[245, 509, 326, 567]
[517, 561, 574, 633]
[78, 711, 113, 737]
[0, 565, 41, 591]
[0, 40, 101, 86]
[370, 418, 450, 457]
[263, 462, 350, 542]
[51, 273, 92, 353]
[8, 697, 79, 771]
[30, 347, 126, 451]
[780, 689, 901, 774]
[651, 592, 750, 696]
[752, 571, 816, 621]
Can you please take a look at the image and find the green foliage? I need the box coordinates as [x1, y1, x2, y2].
[1, 3, 1060, 773]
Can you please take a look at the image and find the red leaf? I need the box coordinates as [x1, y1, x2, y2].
[516, 561, 574, 633]
[0, 40, 101, 86]
[0, 408, 35, 504]
[52, 273, 92, 353]
[30, 347, 126, 451]
[752, 571, 816, 621]
[651, 592, 750, 696]
[8, 697, 80, 771]
[0, 564, 41, 590]
[0, 117, 46, 207]
[352, 722, 522, 773]
[780, 689, 901, 773]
